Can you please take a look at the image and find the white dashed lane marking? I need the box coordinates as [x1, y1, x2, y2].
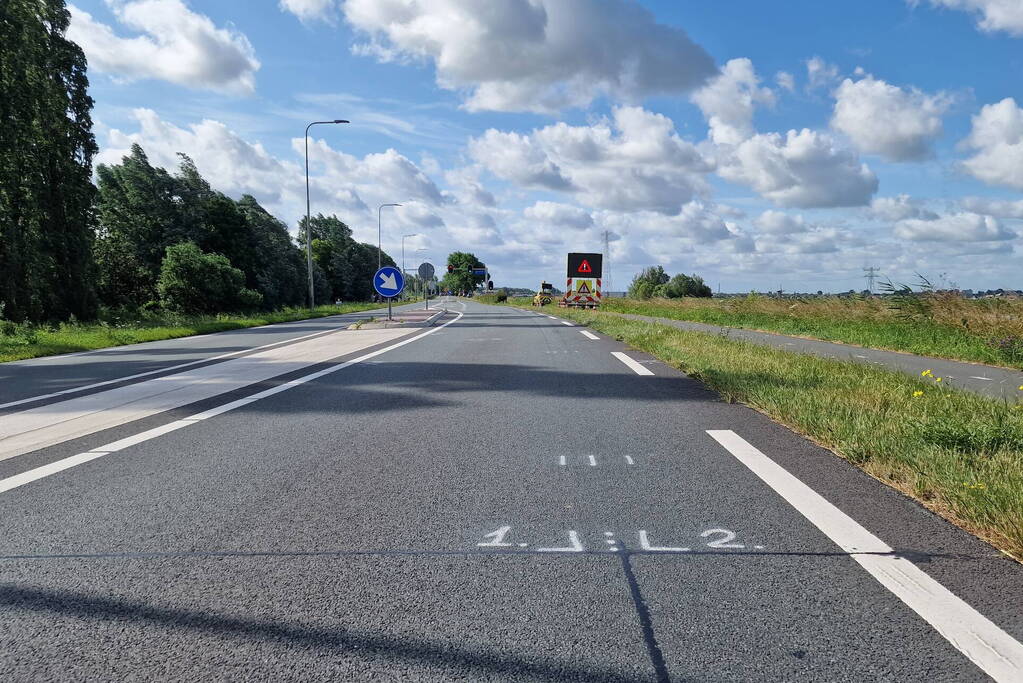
[579, 331, 600, 340]
[611, 352, 655, 376]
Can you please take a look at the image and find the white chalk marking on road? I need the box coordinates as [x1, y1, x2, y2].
[579, 331, 600, 340]
[701, 528, 745, 549]
[0, 324, 353, 411]
[560, 320, 574, 326]
[478, 526, 513, 548]
[0, 310, 465, 495]
[546, 315, 558, 320]
[971, 376, 993, 381]
[536, 531, 584, 553]
[559, 455, 566, 467]
[638, 531, 690, 553]
[611, 352, 655, 376]
[707, 429, 1023, 683]
[588, 455, 597, 467]
[854, 354, 869, 359]
[624, 455, 634, 465]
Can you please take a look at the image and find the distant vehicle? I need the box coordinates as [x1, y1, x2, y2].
[532, 281, 555, 306]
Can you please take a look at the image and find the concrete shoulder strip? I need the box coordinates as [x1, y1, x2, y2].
[707, 429, 1023, 683]
[0, 311, 464, 496]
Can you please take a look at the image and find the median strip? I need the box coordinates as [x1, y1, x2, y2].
[0, 311, 463, 494]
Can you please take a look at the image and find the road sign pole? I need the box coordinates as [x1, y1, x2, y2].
[388, 297, 392, 321]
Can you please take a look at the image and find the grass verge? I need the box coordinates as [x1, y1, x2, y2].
[0, 303, 383, 363]
[539, 305, 1023, 560]
[597, 296, 1023, 369]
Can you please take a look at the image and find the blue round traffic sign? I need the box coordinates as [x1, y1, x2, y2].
[373, 266, 405, 298]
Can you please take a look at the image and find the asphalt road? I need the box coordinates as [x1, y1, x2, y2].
[610, 312, 1023, 401]
[0, 299, 1021, 681]
[0, 301, 425, 411]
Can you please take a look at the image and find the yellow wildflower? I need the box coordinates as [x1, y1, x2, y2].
[921, 369, 933, 377]
[935, 377, 942, 383]
[913, 390, 923, 397]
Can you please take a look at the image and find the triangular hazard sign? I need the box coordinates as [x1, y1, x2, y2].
[577, 281, 591, 294]
[578, 260, 592, 273]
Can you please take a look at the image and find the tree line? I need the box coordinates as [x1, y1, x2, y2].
[628, 266, 713, 299]
[1, 2, 393, 323]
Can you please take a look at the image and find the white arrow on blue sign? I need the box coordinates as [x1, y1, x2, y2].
[373, 266, 405, 298]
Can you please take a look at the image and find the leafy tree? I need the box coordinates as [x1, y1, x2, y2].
[1, 0, 98, 322]
[235, 196, 306, 309]
[628, 266, 669, 299]
[157, 243, 261, 315]
[299, 214, 395, 302]
[664, 273, 713, 298]
[94, 145, 188, 307]
[441, 251, 485, 293]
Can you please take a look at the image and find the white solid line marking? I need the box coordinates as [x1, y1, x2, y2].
[706, 429, 1023, 682]
[579, 331, 599, 340]
[0, 311, 466, 495]
[611, 352, 655, 376]
[560, 320, 574, 326]
[624, 455, 634, 465]
[559, 455, 566, 467]
[0, 324, 349, 411]
[588, 455, 597, 467]
[638, 531, 689, 552]
[971, 376, 994, 381]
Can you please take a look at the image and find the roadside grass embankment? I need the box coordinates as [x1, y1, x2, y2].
[597, 294, 1023, 370]
[540, 305, 1023, 560]
[0, 303, 383, 363]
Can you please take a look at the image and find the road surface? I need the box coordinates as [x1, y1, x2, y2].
[0, 299, 1021, 681]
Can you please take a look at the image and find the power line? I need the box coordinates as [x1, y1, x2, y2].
[863, 266, 881, 293]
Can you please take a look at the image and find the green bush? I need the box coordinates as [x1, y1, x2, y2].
[495, 288, 508, 302]
[157, 242, 262, 315]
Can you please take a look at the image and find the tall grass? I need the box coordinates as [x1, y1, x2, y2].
[548, 307, 1023, 559]
[598, 293, 1023, 368]
[0, 303, 382, 363]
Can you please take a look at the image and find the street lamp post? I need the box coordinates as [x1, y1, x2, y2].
[305, 119, 349, 308]
[377, 203, 402, 270]
[401, 233, 418, 285]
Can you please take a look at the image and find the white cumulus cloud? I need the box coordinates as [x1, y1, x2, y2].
[68, 0, 260, 94]
[279, 0, 336, 23]
[755, 210, 810, 234]
[339, 0, 717, 112]
[895, 212, 1016, 241]
[691, 58, 775, 145]
[717, 128, 879, 208]
[912, 0, 1023, 36]
[961, 97, 1023, 190]
[471, 106, 711, 214]
[870, 195, 939, 221]
[524, 202, 594, 230]
[959, 196, 1023, 218]
[831, 76, 951, 161]
[806, 56, 840, 90]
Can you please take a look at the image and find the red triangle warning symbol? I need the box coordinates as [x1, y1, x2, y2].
[577, 281, 591, 294]
[578, 260, 592, 273]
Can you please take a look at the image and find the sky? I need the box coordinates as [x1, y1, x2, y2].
[67, 0, 1023, 293]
